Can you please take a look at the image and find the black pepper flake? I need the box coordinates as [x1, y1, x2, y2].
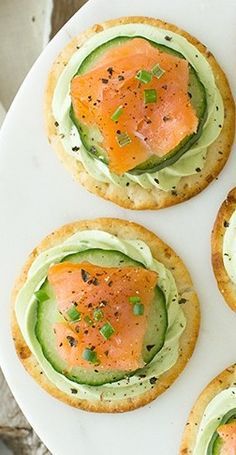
[107, 67, 114, 76]
[179, 298, 187, 305]
[84, 329, 89, 335]
[88, 95, 92, 101]
[72, 146, 80, 152]
[108, 281, 113, 287]
[126, 182, 130, 187]
[171, 190, 177, 196]
[101, 78, 109, 84]
[195, 167, 201, 173]
[224, 220, 230, 228]
[163, 116, 171, 122]
[146, 344, 155, 352]
[90, 146, 97, 154]
[149, 377, 158, 385]
[71, 388, 78, 394]
[81, 269, 90, 282]
[118, 75, 125, 81]
[104, 350, 109, 356]
[88, 277, 99, 286]
[162, 84, 167, 90]
[218, 124, 222, 128]
[188, 92, 192, 99]
[54, 121, 59, 127]
[100, 299, 108, 307]
[216, 106, 219, 111]
[165, 35, 172, 41]
[154, 178, 159, 184]
[59, 342, 63, 347]
[66, 336, 78, 347]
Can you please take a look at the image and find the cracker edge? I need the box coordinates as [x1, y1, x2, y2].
[212, 187, 236, 312]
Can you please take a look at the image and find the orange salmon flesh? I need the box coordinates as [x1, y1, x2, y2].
[71, 38, 198, 174]
[48, 262, 158, 371]
[217, 421, 236, 455]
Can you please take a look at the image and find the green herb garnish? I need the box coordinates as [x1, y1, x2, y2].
[152, 64, 165, 79]
[84, 315, 93, 326]
[116, 131, 132, 147]
[133, 303, 144, 316]
[67, 305, 81, 322]
[136, 69, 152, 84]
[93, 308, 104, 322]
[111, 106, 123, 122]
[34, 289, 49, 303]
[82, 348, 98, 364]
[100, 322, 115, 340]
[144, 89, 157, 104]
[129, 296, 141, 304]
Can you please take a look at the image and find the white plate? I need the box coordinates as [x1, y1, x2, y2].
[0, 0, 235, 454]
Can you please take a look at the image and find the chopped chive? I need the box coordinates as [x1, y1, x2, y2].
[116, 131, 132, 147]
[133, 303, 144, 316]
[93, 308, 104, 322]
[152, 64, 165, 79]
[82, 348, 98, 364]
[129, 296, 141, 304]
[100, 322, 115, 340]
[136, 69, 153, 84]
[34, 289, 49, 303]
[144, 89, 157, 104]
[84, 315, 93, 326]
[111, 105, 123, 122]
[67, 305, 81, 322]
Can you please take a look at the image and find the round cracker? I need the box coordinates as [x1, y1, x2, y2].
[45, 16, 235, 210]
[180, 363, 236, 454]
[12, 218, 200, 412]
[212, 187, 236, 311]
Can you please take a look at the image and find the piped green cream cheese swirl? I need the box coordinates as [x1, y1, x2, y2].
[223, 209, 236, 284]
[193, 387, 236, 454]
[52, 23, 224, 192]
[15, 230, 186, 401]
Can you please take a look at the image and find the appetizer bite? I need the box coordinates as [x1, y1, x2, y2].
[12, 218, 199, 412]
[45, 16, 235, 210]
[180, 364, 236, 454]
[212, 188, 236, 311]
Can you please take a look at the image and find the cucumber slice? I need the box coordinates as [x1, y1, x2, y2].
[207, 408, 236, 455]
[70, 36, 207, 174]
[35, 249, 167, 386]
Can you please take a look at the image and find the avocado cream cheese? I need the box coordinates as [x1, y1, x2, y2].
[15, 230, 186, 401]
[223, 209, 236, 284]
[52, 23, 224, 192]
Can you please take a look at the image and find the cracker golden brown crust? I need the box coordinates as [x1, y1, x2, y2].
[45, 16, 235, 210]
[212, 187, 236, 311]
[12, 218, 200, 412]
[180, 363, 236, 454]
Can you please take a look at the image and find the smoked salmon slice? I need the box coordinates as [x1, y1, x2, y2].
[48, 262, 158, 371]
[71, 38, 198, 174]
[217, 421, 236, 455]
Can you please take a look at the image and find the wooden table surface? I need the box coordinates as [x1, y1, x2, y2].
[51, 0, 88, 38]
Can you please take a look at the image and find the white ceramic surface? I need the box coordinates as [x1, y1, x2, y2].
[0, 0, 235, 454]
